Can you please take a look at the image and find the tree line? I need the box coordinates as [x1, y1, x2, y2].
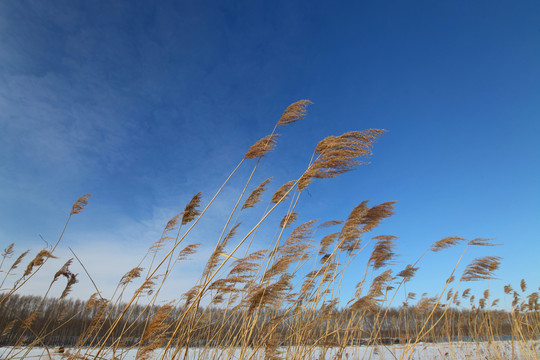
[0, 293, 528, 347]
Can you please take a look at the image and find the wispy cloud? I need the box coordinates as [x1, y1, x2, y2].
[2, 201, 225, 302]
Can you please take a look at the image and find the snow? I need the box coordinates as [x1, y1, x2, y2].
[2, 340, 539, 360]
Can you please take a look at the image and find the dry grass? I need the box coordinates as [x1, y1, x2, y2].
[0, 100, 538, 360]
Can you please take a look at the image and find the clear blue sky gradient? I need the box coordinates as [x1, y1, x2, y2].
[1, 1, 539, 305]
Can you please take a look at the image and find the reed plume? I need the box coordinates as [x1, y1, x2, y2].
[24, 250, 57, 276]
[397, 264, 419, 283]
[351, 270, 393, 312]
[137, 276, 159, 296]
[21, 311, 39, 330]
[276, 100, 312, 127]
[53, 259, 74, 283]
[149, 213, 183, 253]
[430, 236, 465, 252]
[225, 249, 268, 289]
[270, 180, 296, 204]
[318, 233, 338, 255]
[86, 292, 106, 309]
[244, 134, 280, 159]
[446, 288, 454, 302]
[468, 238, 498, 246]
[520, 278, 527, 292]
[60, 273, 78, 299]
[70, 194, 91, 215]
[177, 243, 200, 261]
[137, 304, 173, 360]
[242, 178, 272, 210]
[298, 129, 386, 190]
[183, 285, 202, 307]
[368, 269, 394, 298]
[164, 212, 182, 232]
[361, 201, 396, 232]
[203, 223, 241, 279]
[1, 319, 17, 337]
[368, 235, 397, 269]
[461, 256, 502, 281]
[279, 212, 299, 228]
[338, 200, 396, 253]
[51, 258, 78, 299]
[265, 220, 316, 279]
[350, 295, 380, 312]
[246, 274, 293, 315]
[119, 267, 143, 286]
[527, 292, 538, 310]
[1, 243, 14, 260]
[338, 201, 369, 252]
[8, 249, 30, 272]
[416, 296, 439, 314]
[182, 192, 203, 225]
[317, 220, 343, 229]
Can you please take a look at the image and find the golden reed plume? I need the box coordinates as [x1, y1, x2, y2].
[242, 178, 272, 210]
[299, 129, 386, 190]
[276, 100, 312, 127]
[70, 194, 91, 215]
[182, 192, 202, 225]
[244, 134, 280, 159]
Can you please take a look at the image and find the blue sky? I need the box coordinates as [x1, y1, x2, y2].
[1, 1, 539, 306]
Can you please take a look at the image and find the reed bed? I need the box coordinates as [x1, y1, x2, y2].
[0, 100, 538, 360]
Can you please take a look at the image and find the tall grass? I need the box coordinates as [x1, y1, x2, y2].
[0, 100, 538, 360]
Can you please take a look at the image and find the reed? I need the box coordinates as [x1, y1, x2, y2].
[0, 101, 537, 360]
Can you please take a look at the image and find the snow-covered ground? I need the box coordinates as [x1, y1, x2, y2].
[2, 340, 539, 360]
